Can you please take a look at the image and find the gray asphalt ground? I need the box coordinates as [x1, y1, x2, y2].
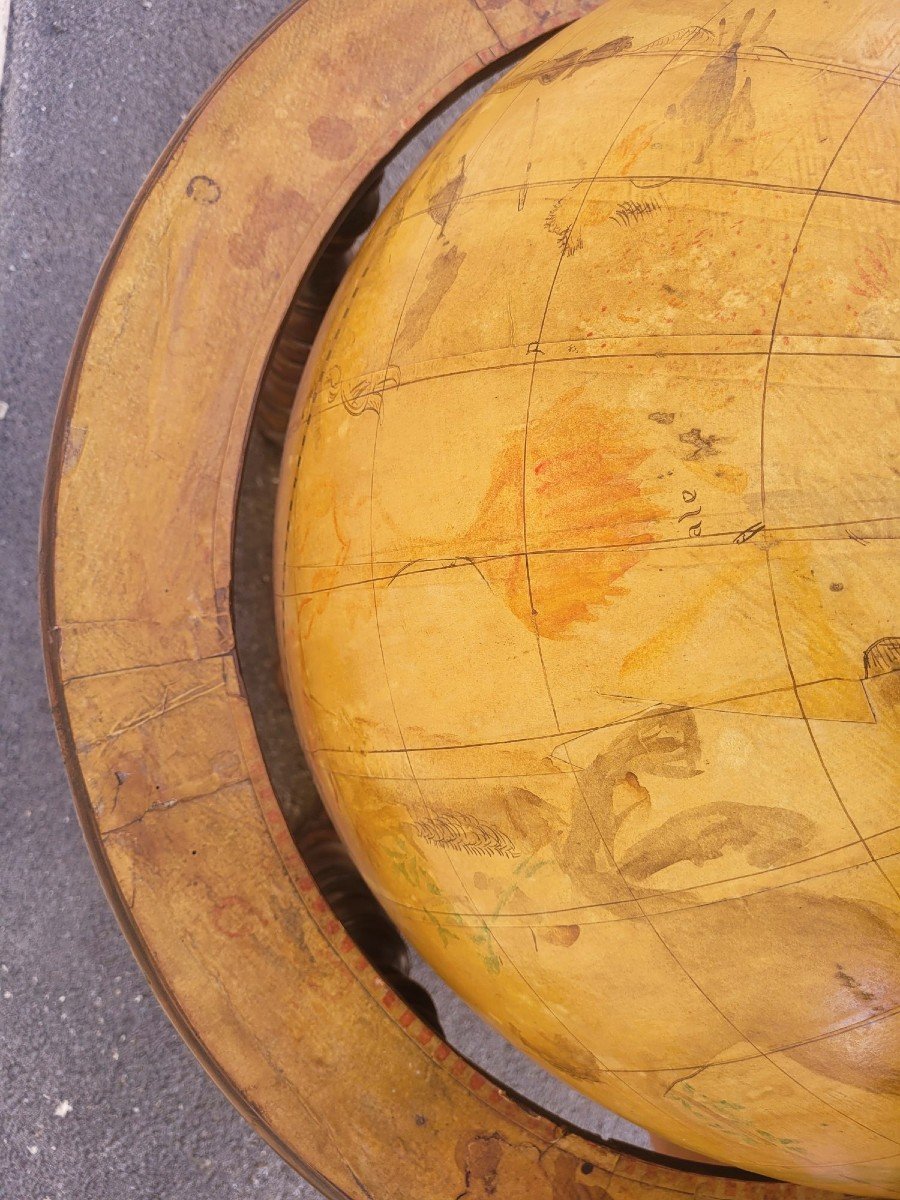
[0, 4, 645, 1197]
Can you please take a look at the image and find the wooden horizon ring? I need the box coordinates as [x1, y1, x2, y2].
[39, 1, 861, 1196]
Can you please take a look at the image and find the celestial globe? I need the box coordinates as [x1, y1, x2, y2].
[275, 0, 900, 1192]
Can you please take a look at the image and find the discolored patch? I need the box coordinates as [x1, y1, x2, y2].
[397, 244, 466, 351]
[228, 176, 314, 271]
[470, 385, 666, 639]
[509, 1023, 603, 1084]
[428, 156, 466, 235]
[619, 800, 814, 882]
[307, 114, 358, 161]
[540, 923, 581, 947]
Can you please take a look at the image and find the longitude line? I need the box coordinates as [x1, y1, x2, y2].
[490, 5, 800, 1109]
[756, 61, 900, 902]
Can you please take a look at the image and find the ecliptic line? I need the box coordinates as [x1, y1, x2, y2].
[377, 842, 871, 924]
[282, 529, 899, 595]
[282, 513, 899, 590]
[307, 666, 890, 757]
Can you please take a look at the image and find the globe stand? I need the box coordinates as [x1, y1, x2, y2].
[39, 2, 864, 1195]
[256, 171, 383, 446]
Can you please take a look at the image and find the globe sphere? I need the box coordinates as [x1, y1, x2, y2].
[276, 1, 900, 1192]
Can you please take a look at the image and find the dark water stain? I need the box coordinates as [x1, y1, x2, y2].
[397, 244, 466, 351]
[620, 800, 813, 881]
[508, 1023, 603, 1084]
[428, 156, 467, 235]
[307, 114, 357, 162]
[676, 7, 770, 164]
[228, 177, 314, 271]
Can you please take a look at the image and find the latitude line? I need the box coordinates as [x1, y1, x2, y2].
[305, 340, 899, 423]
[393, 172, 900, 230]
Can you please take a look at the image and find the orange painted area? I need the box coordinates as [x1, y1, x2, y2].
[471, 386, 665, 639]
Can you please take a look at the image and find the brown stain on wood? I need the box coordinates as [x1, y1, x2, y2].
[456, 1128, 614, 1198]
[308, 114, 358, 161]
[228, 176, 315, 271]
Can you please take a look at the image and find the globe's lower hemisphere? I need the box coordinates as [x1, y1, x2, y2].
[275, 0, 900, 1192]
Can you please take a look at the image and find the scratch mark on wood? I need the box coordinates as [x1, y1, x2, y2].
[108, 679, 226, 738]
